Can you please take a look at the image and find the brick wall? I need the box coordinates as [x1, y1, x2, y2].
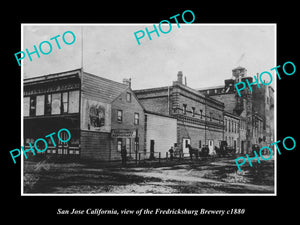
[211, 93, 236, 114]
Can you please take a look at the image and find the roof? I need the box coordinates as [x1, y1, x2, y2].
[82, 71, 130, 103]
[197, 84, 225, 91]
[23, 68, 81, 85]
[24, 68, 131, 104]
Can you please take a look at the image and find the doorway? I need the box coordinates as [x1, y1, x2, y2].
[182, 138, 191, 155]
[208, 139, 214, 155]
[150, 140, 155, 159]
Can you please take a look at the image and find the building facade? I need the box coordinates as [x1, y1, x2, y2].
[198, 66, 275, 154]
[224, 111, 240, 151]
[144, 111, 177, 159]
[134, 71, 225, 155]
[23, 69, 145, 161]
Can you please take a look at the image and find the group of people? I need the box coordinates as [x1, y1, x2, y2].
[121, 143, 201, 166]
[168, 144, 196, 160]
[169, 144, 203, 160]
[168, 145, 182, 161]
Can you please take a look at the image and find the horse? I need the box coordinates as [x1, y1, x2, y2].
[187, 145, 200, 159]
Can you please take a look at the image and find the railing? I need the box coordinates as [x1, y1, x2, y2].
[124, 151, 206, 165]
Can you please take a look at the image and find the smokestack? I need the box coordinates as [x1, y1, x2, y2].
[123, 78, 131, 88]
[177, 71, 183, 84]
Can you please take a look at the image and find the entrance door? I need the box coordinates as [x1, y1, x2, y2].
[241, 141, 245, 154]
[208, 139, 214, 155]
[182, 138, 191, 155]
[150, 140, 155, 159]
[125, 138, 131, 158]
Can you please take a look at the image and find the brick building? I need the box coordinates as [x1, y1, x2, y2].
[224, 111, 240, 151]
[198, 66, 274, 154]
[134, 71, 225, 155]
[23, 69, 145, 161]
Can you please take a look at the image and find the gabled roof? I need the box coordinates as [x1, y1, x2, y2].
[82, 71, 130, 103]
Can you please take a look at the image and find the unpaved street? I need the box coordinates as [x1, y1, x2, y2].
[23, 156, 274, 194]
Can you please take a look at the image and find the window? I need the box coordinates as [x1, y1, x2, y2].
[219, 115, 222, 123]
[117, 110, 123, 123]
[225, 119, 227, 131]
[229, 120, 231, 132]
[200, 109, 203, 119]
[183, 104, 187, 114]
[126, 92, 131, 102]
[23, 97, 30, 117]
[210, 112, 212, 121]
[45, 94, 52, 115]
[36, 95, 45, 116]
[134, 113, 139, 125]
[192, 107, 195, 117]
[68, 90, 80, 113]
[62, 92, 68, 113]
[199, 140, 202, 148]
[29, 96, 36, 116]
[51, 93, 61, 115]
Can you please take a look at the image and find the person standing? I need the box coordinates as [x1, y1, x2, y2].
[169, 146, 174, 161]
[187, 144, 193, 160]
[121, 145, 127, 166]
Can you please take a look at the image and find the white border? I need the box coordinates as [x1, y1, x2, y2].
[21, 23, 277, 196]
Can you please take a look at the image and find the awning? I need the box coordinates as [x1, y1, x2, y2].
[111, 129, 136, 138]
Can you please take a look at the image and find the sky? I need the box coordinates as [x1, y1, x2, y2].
[23, 24, 276, 90]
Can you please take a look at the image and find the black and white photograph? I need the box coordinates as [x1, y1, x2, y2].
[21, 24, 276, 195]
[3, 5, 298, 221]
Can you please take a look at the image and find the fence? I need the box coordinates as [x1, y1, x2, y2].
[125, 151, 204, 165]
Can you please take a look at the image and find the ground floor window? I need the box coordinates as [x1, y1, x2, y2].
[23, 129, 80, 157]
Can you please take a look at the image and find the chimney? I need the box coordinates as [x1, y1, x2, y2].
[177, 71, 183, 84]
[123, 78, 131, 88]
[184, 76, 187, 86]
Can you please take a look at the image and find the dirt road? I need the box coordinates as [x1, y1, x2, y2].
[23, 156, 274, 194]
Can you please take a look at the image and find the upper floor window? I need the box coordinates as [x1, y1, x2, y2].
[126, 92, 131, 102]
[36, 95, 45, 116]
[209, 112, 212, 121]
[29, 96, 36, 116]
[51, 93, 61, 115]
[183, 104, 187, 115]
[45, 94, 52, 115]
[24, 90, 80, 117]
[117, 110, 123, 123]
[192, 107, 195, 117]
[134, 113, 139, 125]
[200, 109, 203, 119]
[62, 92, 68, 113]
